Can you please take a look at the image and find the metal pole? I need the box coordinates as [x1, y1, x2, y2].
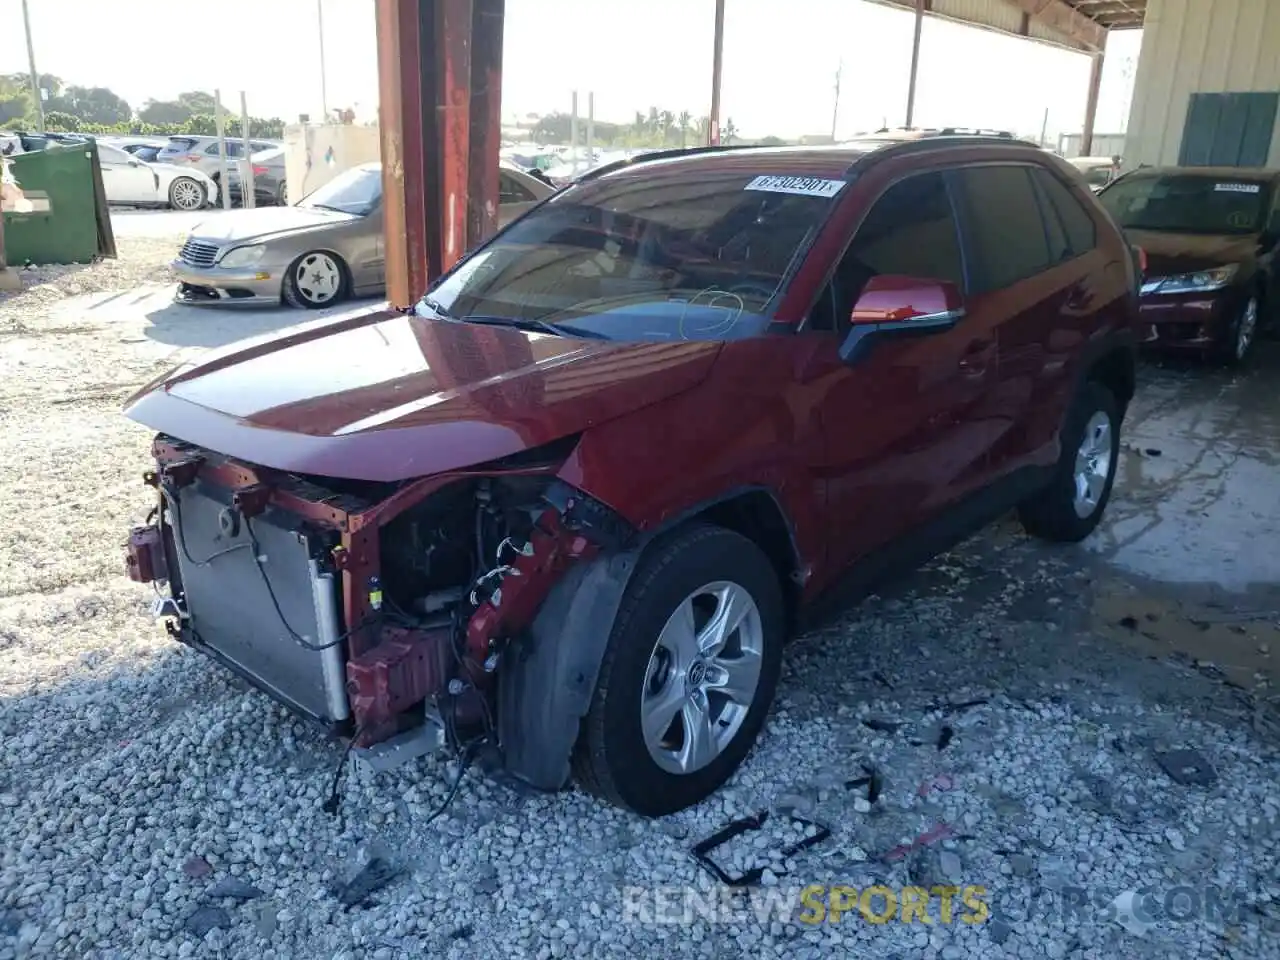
[1040, 107, 1050, 150]
[21, 0, 45, 134]
[587, 92, 594, 169]
[831, 60, 842, 142]
[1081, 50, 1105, 156]
[709, 0, 725, 145]
[214, 91, 231, 210]
[905, 0, 925, 128]
[240, 92, 255, 209]
[570, 90, 579, 174]
[318, 0, 330, 122]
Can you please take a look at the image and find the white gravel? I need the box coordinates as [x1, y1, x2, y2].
[0, 239, 1278, 959]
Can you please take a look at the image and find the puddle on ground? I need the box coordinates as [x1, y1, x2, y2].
[1092, 583, 1277, 692]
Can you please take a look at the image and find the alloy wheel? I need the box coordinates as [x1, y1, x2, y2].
[1072, 410, 1113, 519]
[294, 253, 342, 305]
[170, 178, 204, 211]
[1236, 298, 1258, 360]
[640, 580, 764, 775]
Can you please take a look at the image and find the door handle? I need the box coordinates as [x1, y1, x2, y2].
[958, 338, 994, 375]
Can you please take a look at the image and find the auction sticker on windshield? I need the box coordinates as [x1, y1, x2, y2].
[745, 175, 846, 198]
[1214, 182, 1261, 194]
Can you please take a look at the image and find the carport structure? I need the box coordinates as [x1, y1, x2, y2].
[372, 0, 1280, 310]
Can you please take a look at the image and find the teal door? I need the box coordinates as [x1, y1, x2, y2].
[1179, 92, 1279, 167]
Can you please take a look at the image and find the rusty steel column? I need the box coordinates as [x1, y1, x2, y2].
[375, 0, 504, 308]
[467, 0, 504, 247]
[1081, 49, 1105, 157]
[905, 0, 925, 128]
[709, 0, 725, 146]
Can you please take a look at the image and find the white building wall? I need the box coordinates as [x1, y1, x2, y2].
[1124, 0, 1280, 168]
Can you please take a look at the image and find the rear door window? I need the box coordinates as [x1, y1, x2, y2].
[954, 165, 1052, 292]
[160, 136, 198, 157]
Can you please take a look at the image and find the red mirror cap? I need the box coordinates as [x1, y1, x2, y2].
[1134, 245, 1148, 275]
[850, 275, 963, 325]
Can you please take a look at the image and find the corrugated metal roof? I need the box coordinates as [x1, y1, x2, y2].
[863, 0, 1145, 53]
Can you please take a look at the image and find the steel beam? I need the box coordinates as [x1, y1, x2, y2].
[905, 0, 925, 128]
[375, 0, 504, 309]
[1081, 50, 1105, 156]
[709, 0, 725, 146]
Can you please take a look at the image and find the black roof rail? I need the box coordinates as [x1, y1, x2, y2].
[843, 135, 1044, 175]
[572, 143, 772, 184]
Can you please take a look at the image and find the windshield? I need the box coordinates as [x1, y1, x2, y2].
[1100, 174, 1270, 234]
[297, 165, 381, 216]
[417, 169, 844, 342]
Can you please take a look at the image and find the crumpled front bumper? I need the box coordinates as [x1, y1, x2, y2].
[171, 258, 286, 306]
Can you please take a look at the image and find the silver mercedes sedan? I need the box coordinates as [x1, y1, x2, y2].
[170, 162, 555, 308]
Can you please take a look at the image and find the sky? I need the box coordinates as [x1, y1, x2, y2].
[1, 0, 1142, 142]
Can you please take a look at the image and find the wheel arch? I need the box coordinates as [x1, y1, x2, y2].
[282, 247, 352, 304]
[1081, 331, 1137, 415]
[497, 485, 801, 792]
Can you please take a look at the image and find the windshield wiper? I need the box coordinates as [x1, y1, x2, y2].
[459, 315, 610, 340]
[416, 296, 454, 320]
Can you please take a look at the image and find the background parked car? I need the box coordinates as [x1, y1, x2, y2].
[171, 161, 553, 308]
[155, 135, 279, 187]
[1069, 156, 1121, 191]
[226, 146, 287, 207]
[1098, 165, 1280, 364]
[97, 142, 218, 211]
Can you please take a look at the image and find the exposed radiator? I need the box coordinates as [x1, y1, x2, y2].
[169, 481, 349, 723]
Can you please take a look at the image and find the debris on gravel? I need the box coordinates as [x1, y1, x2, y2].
[0, 235, 1277, 959]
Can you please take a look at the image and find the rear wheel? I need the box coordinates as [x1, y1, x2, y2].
[282, 251, 348, 309]
[572, 525, 784, 816]
[1018, 381, 1120, 543]
[168, 177, 206, 211]
[276, 181, 289, 206]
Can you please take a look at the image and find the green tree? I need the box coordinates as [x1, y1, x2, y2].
[138, 99, 191, 124]
[677, 110, 691, 148]
[53, 85, 131, 125]
[43, 111, 80, 132]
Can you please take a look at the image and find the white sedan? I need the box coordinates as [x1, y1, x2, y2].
[96, 141, 218, 211]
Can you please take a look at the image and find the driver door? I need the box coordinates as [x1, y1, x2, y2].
[99, 148, 157, 204]
[809, 169, 1000, 575]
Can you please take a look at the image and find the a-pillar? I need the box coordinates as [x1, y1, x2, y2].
[374, 0, 504, 309]
[1081, 47, 1105, 157]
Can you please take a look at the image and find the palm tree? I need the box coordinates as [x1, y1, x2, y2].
[659, 110, 675, 145]
[723, 117, 738, 144]
[695, 115, 711, 145]
[678, 110, 691, 148]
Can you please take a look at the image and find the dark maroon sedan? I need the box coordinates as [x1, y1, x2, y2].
[1098, 166, 1280, 364]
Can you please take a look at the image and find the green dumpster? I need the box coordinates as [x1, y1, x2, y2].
[2, 142, 116, 265]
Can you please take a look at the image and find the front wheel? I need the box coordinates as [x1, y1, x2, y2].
[1223, 296, 1258, 366]
[168, 177, 206, 211]
[282, 251, 348, 309]
[1018, 381, 1120, 543]
[572, 525, 785, 816]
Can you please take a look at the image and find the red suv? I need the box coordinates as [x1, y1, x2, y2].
[123, 139, 1141, 816]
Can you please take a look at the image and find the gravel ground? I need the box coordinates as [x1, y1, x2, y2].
[1, 240, 1278, 959]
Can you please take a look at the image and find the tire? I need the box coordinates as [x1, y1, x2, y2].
[572, 525, 785, 816]
[276, 182, 289, 206]
[282, 251, 349, 309]
[1222, 295, 1258, 366]
[1018, 381, 1121, 543]
[168, 176, 206, 212]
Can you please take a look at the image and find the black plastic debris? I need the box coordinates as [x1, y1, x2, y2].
[331, 857, 403, 908]
[862, 716, 902, 733]
[1155, 748, 1217, 787]
[185, 906, 232, 937]
[691, 810, 831, 887]
[206, 878, 265, 902]
[844, 763, 883, 804]
[937, 725, 955, 751]
[1118, 615, 1140, 630]
[450, 924, 475, 940]
[944, 698, 989, 715]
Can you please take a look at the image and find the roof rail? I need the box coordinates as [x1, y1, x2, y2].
[938, 127, 1014, 139]
[573, 143, 766, 184]
[843, 134, 1044, 175]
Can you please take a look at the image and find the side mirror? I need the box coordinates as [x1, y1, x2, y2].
[840, 275, 964, 365]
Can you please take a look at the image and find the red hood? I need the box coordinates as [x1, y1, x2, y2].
[1126, 229, 1260, 277]
[124, 307, 720, 481]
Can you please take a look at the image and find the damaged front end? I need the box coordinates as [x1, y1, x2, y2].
[124, 433, 635, 772]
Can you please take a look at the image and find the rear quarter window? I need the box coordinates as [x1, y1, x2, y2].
[1032, 167, 1098, 257]
[954, 165, 1051, 292]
